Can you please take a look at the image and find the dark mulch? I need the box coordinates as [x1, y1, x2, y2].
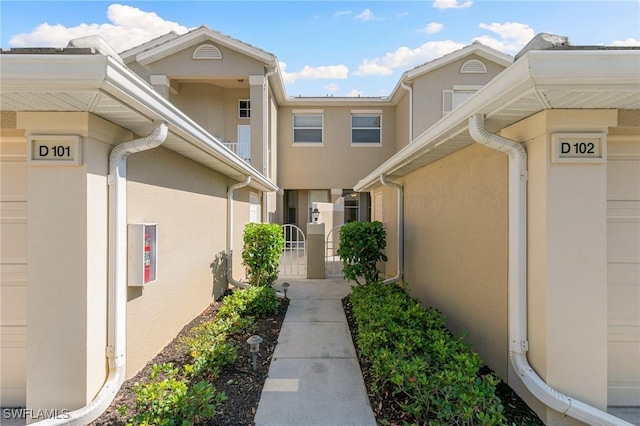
[91, 291, 289, 426]
[342, 296, 544, 426]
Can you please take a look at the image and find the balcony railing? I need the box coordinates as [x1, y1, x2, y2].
[222, 142, 251, 163]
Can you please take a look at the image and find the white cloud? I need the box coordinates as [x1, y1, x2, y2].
[611, 37, 640, 46]
[347, 89, 363, 97]
[324, 83, 340, 93]
[355, 40, 465, 76]
[433, 0, 473, 10]
[334, 10, 351, 17]
[280, 63, 349, 84]
[421, 22, 444, 34]
[396, 12, 409, 19]
[8, 4, 192, 52]
[355, 9, 379, 21]
[474, 22, 535, 53]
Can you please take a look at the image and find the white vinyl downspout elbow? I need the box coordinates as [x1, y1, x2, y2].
[227, 176, 252, 289]
[468, 114, 631, 426]
[380, 174, 403, 284]
[35, 123, 169, 425]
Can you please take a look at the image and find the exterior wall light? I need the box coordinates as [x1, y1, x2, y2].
[247, 335, 263, 372]
[312, 208, 320, 223]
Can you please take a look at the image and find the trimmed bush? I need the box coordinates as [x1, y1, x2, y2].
[242, 223, 285, 287]
[124, 286, 281, 424]
[349, 282, 507, 425]
[337, 221, 388, 285]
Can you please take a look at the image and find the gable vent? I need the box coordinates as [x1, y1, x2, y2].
[460, 59, 487, 74]
[193, 44, 222, 60]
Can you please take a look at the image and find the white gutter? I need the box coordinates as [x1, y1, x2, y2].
[468, 114, 632, 426]
[36, 123, 169, 425]
[227, 176, 252, 289]
[380, 174, 403, 285]
[400, 82, 413, 143]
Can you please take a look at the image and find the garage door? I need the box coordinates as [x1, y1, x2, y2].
[0, 136, 27, 406]
[607, 136, 640, 406]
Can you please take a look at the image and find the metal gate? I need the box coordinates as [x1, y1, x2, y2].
[325, 224, 344, 277]
[279, 224, 306, 276]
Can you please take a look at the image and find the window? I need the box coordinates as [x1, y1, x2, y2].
[442, 85, 483, 116]
[293, 113, 323, 143]
[239, 100, 250, 118]
[351, 113, 381, 145]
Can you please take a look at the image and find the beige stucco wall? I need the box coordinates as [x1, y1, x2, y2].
[277, 106, 396, 189]
[501, 109, 618, 425]
[126, 145, 242, 376]
[411, 54, 506, 136]
[18, 112, 128, 413]
[398, 143, 509, 379]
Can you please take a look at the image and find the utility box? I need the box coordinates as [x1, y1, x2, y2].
[128, 223, 158, 286]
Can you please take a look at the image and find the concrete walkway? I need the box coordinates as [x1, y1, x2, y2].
[254, 278, 376, 426]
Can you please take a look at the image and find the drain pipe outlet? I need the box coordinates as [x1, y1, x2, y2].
[35, 123, 169, 425]
[227, 176, 252, 289]
[469, 114, 631, 426]
[380, 174, 403, 284]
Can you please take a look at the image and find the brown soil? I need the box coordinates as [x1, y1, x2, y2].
[92, 289, 541, 426]
[90, 292, 289, 426]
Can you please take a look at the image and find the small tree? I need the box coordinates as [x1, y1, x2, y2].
[337, 221, 388, 285]
[241, 223, 285, 287]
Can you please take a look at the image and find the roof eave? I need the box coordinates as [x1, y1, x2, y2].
[0, 54, 278, 193]
[354, 49, 640, 192]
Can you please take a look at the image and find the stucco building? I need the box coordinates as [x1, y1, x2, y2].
[1, 27, 638, 425]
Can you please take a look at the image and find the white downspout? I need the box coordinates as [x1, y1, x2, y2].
[400, 82, 413, 143]
[468, 114, 631, 426]
[227, 176, 252, 289]
[380, 174, 403, 284]
[36, 123, 169, 425]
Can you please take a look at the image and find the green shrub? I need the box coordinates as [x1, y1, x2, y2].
[124, 363, 226, 426]
[337, 221, 388, 285]
[241, 223, 285, 287]
[218, 285, 279, 319]
[349, 282, 507, 425]
[126, 285, 282, 423]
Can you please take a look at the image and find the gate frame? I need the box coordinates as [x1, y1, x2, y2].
[325, 224, 344, 277]
[279, 224, 306, 277]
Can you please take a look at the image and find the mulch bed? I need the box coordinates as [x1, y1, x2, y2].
[342, 296, 545, 426]
[91, 291, 289, 426]
[92, 288, 542, 426]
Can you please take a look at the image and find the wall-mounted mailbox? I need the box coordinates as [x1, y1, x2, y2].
[128, 223, 158, 286]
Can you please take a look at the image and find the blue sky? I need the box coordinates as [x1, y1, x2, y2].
[1, 1, 639, 97]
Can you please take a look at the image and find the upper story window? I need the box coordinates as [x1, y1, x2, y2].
[293, 112, 323, 144]
[442, 85, 483, 117]
[239, 100, 250, 118]
[351, 112, 381, 145]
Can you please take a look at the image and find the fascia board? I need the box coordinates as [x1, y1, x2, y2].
[405, 44, 513, 81]
[0, 55, 109, 90]
[120, 32, 180, 63]
[281, 96, 392, 108]
[354, 56, 536, 192]
[136, 27, 276, 67]
[1, 54, 277, 192]
[354, 49, 640, 192]
[525, 49, 640, 86]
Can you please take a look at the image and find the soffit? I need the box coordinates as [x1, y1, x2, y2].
[0, 86, 274, 191]
[357, 51, 640, 189]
